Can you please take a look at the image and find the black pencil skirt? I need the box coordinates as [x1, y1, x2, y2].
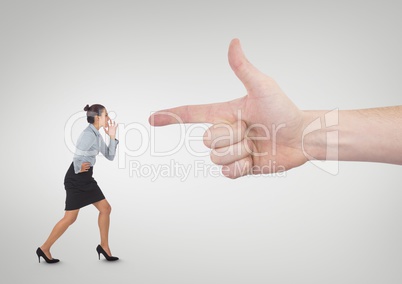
[64, 162, 105, 211]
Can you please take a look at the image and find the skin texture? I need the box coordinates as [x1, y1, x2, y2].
[149, 39, 402, 178]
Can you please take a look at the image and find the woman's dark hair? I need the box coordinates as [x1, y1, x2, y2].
[84, 104, 105, 124]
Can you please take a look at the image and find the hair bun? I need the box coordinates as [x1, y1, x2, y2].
[84, 104, 90, 111]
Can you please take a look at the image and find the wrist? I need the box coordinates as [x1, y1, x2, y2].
[301, 110, 339, 161]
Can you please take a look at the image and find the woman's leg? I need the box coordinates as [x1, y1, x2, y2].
[93, 199, 113, 256]
[40, 209, 79, 259]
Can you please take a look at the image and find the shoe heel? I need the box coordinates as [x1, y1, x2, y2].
[36, 247, 59, 264]
[96, 245, 119, 261]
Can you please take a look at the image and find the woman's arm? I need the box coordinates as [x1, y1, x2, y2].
[101, 119, 119, 161]
[99, 137, 119, 161]
[73, 131, 97, 173]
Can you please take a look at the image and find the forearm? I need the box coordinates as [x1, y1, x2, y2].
[100, 138, 119, 161]
[302, 106, 402, 165]
[73, 158, 84, 174]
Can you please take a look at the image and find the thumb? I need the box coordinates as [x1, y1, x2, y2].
[228, 38, 266, 91]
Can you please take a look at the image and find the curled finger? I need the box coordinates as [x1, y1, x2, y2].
[210, 138, 254, 165]
[203, 120, 247, 149]
[221, 156, 253, 179]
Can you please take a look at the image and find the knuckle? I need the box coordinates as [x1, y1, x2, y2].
[210, 151, 223, 165]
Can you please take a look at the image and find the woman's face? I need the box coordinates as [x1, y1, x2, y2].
[97, 108, 109, 128]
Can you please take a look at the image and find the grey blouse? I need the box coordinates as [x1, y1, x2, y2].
[73, 124, 119, 174]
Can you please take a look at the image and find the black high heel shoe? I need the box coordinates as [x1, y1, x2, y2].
[96, 245, 119, 261]
[36, 247, 60, 263]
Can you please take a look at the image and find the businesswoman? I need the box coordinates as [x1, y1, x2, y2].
[36, 104, 119, 263]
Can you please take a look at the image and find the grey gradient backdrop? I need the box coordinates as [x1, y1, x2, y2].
[1, 0, 401, 283]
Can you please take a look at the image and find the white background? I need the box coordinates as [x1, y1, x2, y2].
[0, 0, 401, 283]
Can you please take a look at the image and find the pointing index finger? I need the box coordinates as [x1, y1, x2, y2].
[149, 101, 231, 126]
